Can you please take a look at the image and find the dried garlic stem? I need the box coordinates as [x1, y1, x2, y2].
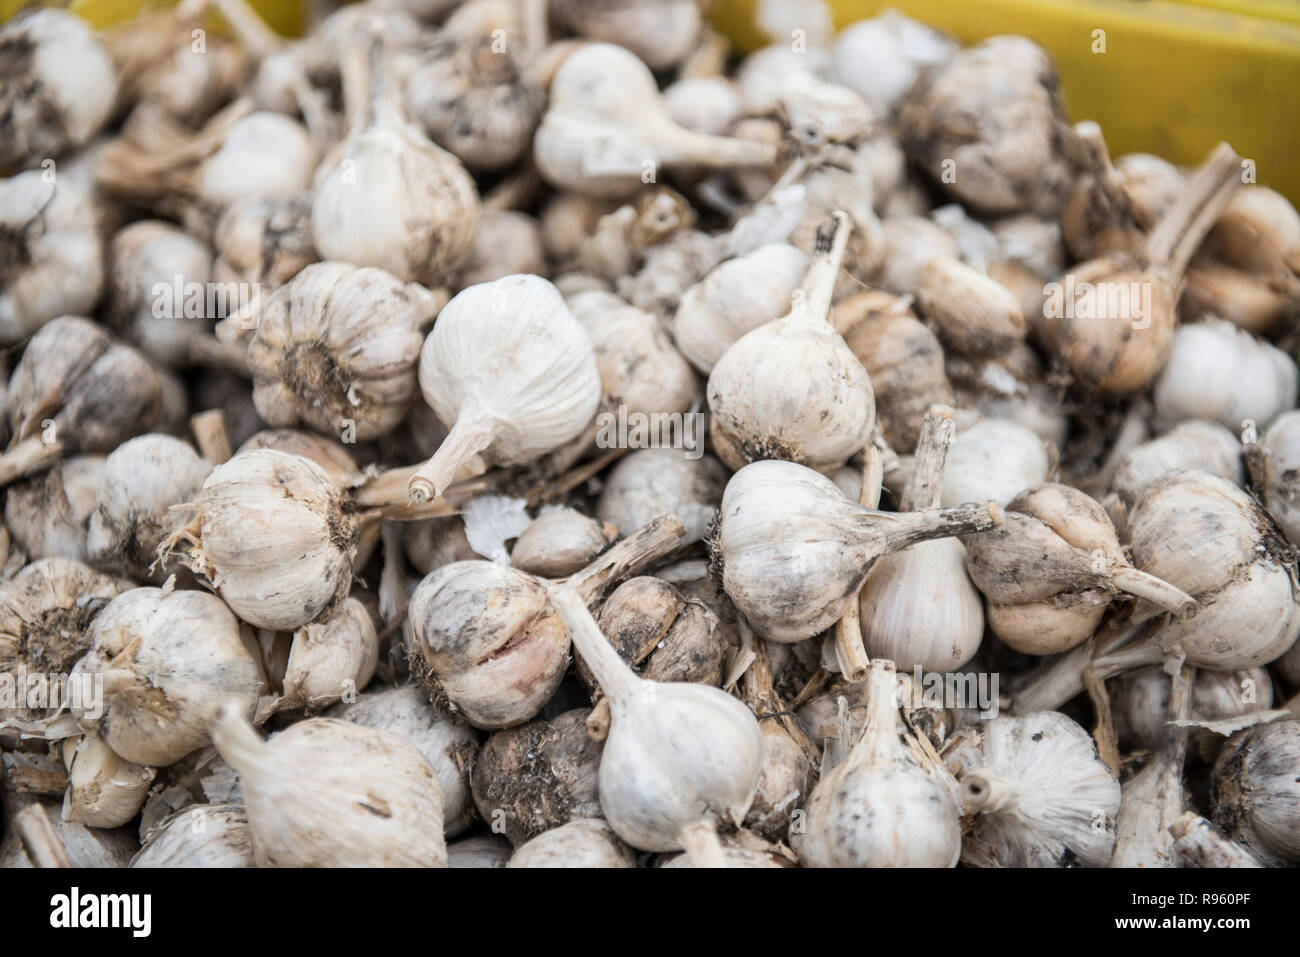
[14, 804, 72, 869]
[0, 436, 65, 487]
[1170, 812, 1262, 868]
[832, 430, 887, 681]
[678, 819, 727, 868]
[1146, 142, 1243, 277]
[409, 416, 497, 503]
[190, 410, 233, 464]
[567, 514, 687, 604]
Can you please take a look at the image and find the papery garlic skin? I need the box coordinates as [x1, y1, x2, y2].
[0, 174, 105, 344]
[0, 10, 118, 170]
[508, 818, 635, 868]
[1212, 719, 1300, 865]
[329, 684, 478, 837]
[279, 597, 379, 712]
[1152, 318, 1297, 433]
[85, 434, 211, 581]
[1111, 419, 1242, 513]
[247, 262, 438, 440]
[132, 804, 254, 868]
[942, 417, 1049, 507]
[61, 734, 155, 829]
[72, 587, 262, 767]
[213, 709, 447, 867]
[596, 448, 727, 545]
[181, 449, 359, 631]
[960, 712, 1120, 867]
[1113, 665, 1274, 753]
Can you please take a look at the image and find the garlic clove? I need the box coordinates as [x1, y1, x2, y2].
[60, 733, 156, 829]
[511, 506, 615, 577]
[275, 597, 379, 713]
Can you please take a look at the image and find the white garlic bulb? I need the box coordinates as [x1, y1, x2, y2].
[213, 706, 448, 867]
[85, 434, 211, 581]
[312, 35, 479, 287]
[1110, 419, 1242, 514]
[1112, 665, 1274, 753]
[708, 211, 875, 473]
[247, 261, 440, 441]
[1152, 318, 1297, 432]
[672, 243, 810, 374]
[409, 274, 601, 502]
[914, 257, 1026, 358]
[0, 10, 118, 170]
[72, 586, 262, 767]
[1212, 718, 1300, 865]
[447, 834, 512, 868]
[534, 44, 777, 199]
[830, 11, 957, 115]
[795, 660, 963, 867]
[132, 804, 254, 868]
[663, 77, 742, 137]
[1248, 410, 1300, 546]
[958, 711, 1121, 867]
[941, 417, 1050, 507]
[552, 0, 701, 71]
[4, 455, 105, 563]
[507, 818, 636, 868]
[61, 734, 155, 829]
[170, 449, 360, 631]
[547, 583, 764, 853]
[872, 215, 959, 295]
[329, 684, 477, 837]
[595, 447, 727, 545]
[212, 193, 317, 292]
[276, 597, 379, 713]
[0, 173, 105, 344]
[736, 45, 874, 148]
[455, 210, 546, 289]
[713, 458, 1001, 643]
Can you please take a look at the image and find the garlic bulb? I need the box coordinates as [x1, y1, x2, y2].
[213, 707, 447, 867]
[1112, 665, 1273, 753]
[508, 818, 636, 868]
[671, 243, 810, 374]
[735, 46, 874, 148]
[105, 220, 214, 366]
[534, 44, 777, 199]
[552, 0, 701, 71]
[547, 582, 763, 853]
[247, 262, 440, 441]
[1060, 121, 1148, 261]
[708, 211, 875, 473]
[407, 516, 684, 728]
[596, 448, 727, 544]
[132, 804, 254, 868]
[471, 708, 603, 844]
[663, 77, 742, 137]
[1110, 419, 1242, 514]
[274, 597, 378, 713]
[915, 257, 1026, 358]
[168, 449, 360, 631]
[0, 173, 105, 344]
[409, 274, 601, 502]
[312, 34, 479, 287]
[714, 458, 1001, 643]
[1210, 186, 1300, 281]
[212, 193, 317, 292]
[860, 406, 985, 672]
[61, 734, 155, 829]
[830, 11, 957, 115]
[1152, 318, 1297, 432]
[1211, 718, 1300, 865]
[84, 434, 211, 581]
[511, 507, 615, 577]
[1169, 812, 1262, 868]
[447, 834, 512, 868]
[567, 290, 698, 420]
[796, 660, 962, 867]
[957, 711, 1121, 867]
[584, 576, 725, 687]
[0, 317, 164, 488]
[454, 210, 546, 289]
[0, 10, 118, 170]
[872, 215, 959, 295]
[837, 292, 954, 452]
[1046, 143, 1242, 395]
[965, 483, 1195, 655]
[72, 586, 262, 767]
[329, 683, 477, 836]
[1247, 410, 1300, 546]
[900, 36, 1072, 215]
[1181, 261, 1293, 336]
[4, 456, 105, 563]
[236, 429, 360, 488]
[941, 417, 1050, 507]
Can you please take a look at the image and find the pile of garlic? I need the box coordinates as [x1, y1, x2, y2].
[1, 0, 1298, 871]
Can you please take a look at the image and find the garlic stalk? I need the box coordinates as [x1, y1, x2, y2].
[0, 172, 105, 344]
[471, 708, 604, 845]
[1060, 121, 1147, 261]
[212, 706, 448, 867]
[408, 274, 601, 502]
[407, 515, 686, 728]
[165, 449, 360, 631]
[957, 710, 1121, 867]
[508, 818, 636, 868]
[708, 211, 875, 473]
[0, 10, 119, 171]
[312, 31, 479, 287]
[534, 43, 777, 199]
[965, 483, 1195, 655]
[246, 261, 442, 441]
[860, 405, 986, 672]
[795, 660, 962, 867]
[546, 581, 764, 853]
[1211, 717, 1300, 865]
[71, 586, 263, 767]
[713, 457, 1002, 643]
[61, 734, 155, 829]
[1047, 142, 1243, 394]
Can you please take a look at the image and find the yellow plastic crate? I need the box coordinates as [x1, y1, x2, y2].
[710, 0, 1300, 204]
